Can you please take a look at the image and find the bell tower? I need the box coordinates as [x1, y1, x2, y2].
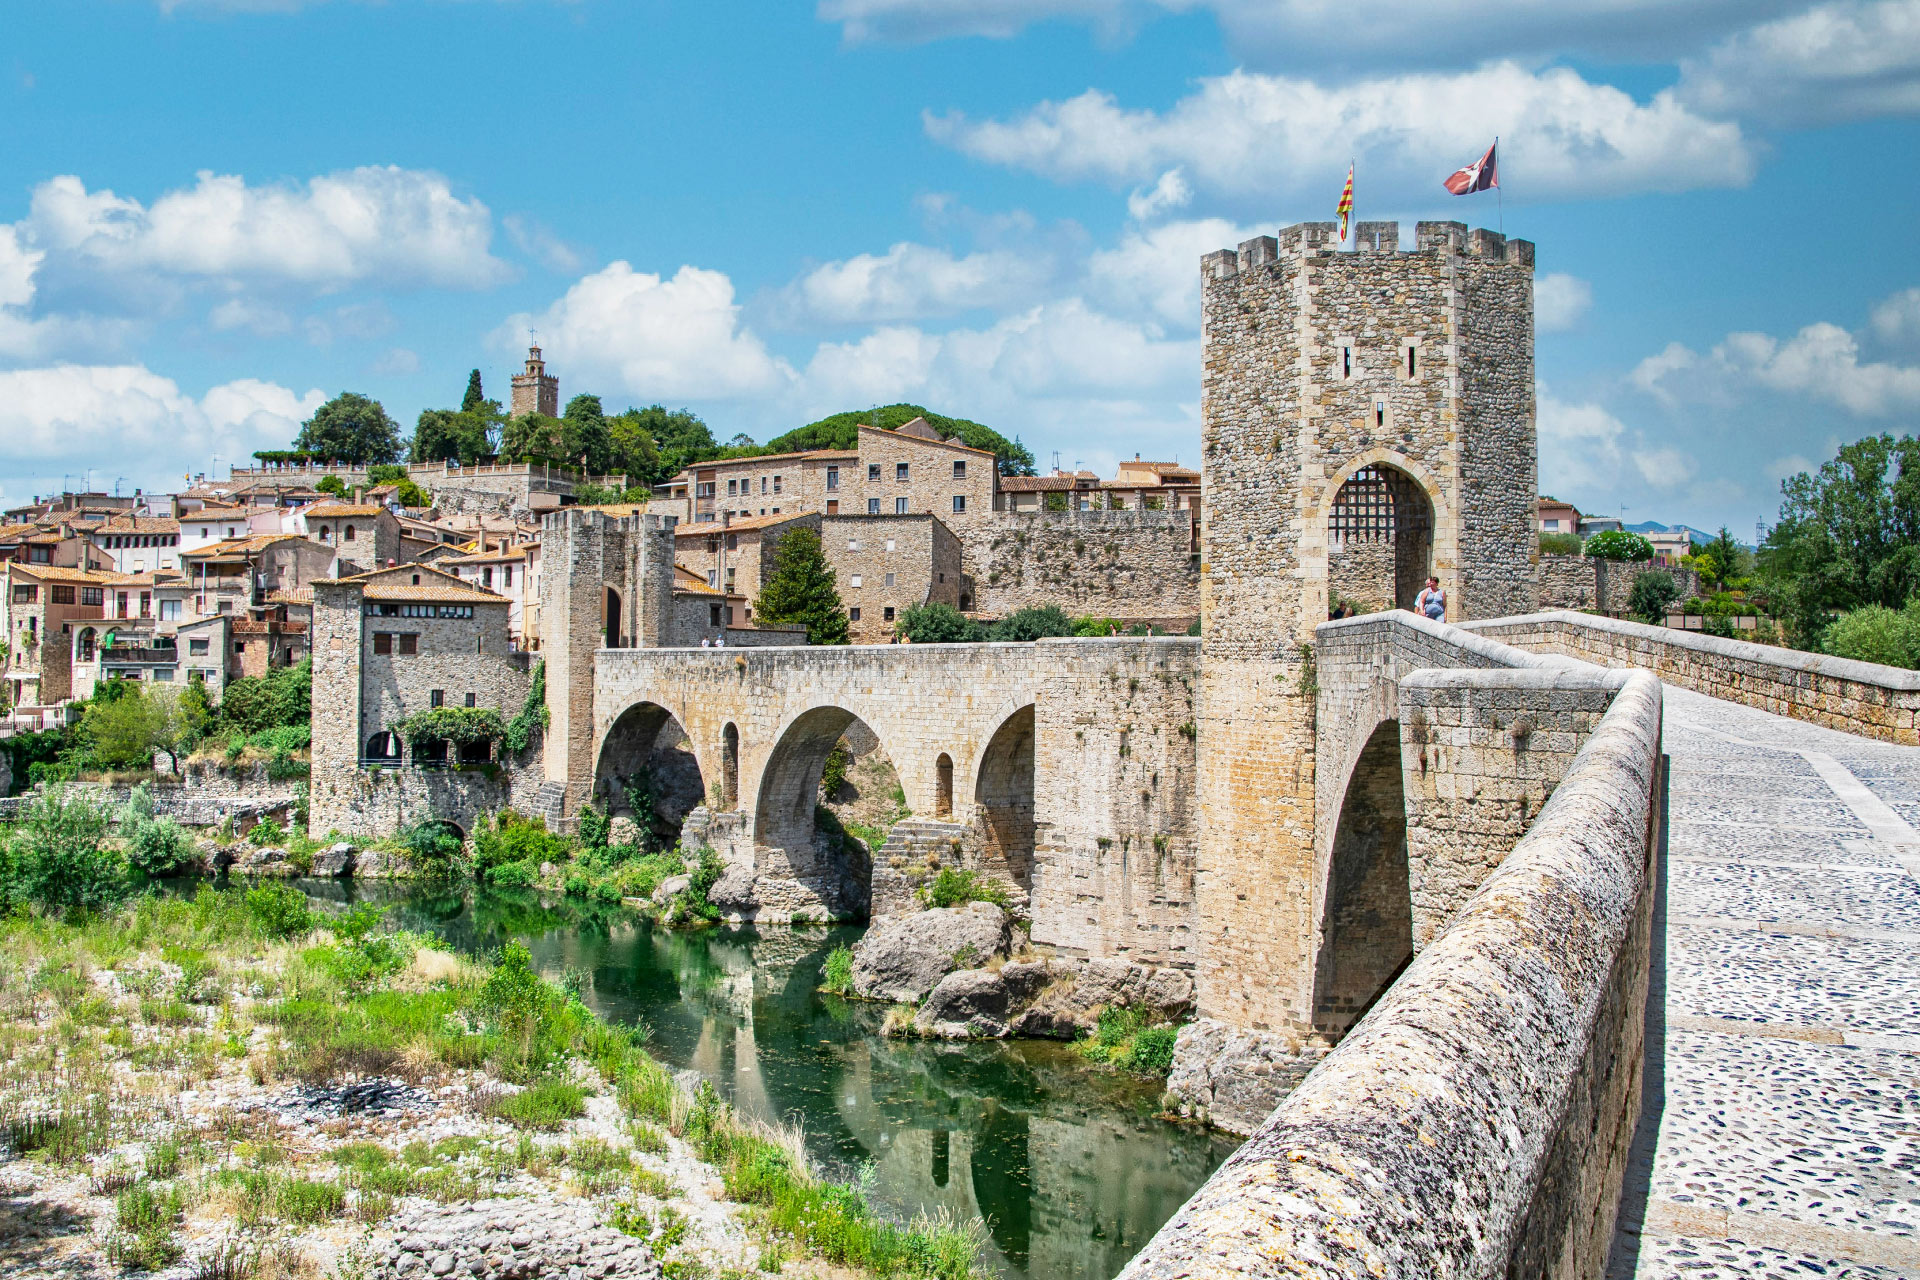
[511, 343, 561, 419]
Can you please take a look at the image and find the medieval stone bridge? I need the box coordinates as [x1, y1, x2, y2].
[592, 636, 1206, 946]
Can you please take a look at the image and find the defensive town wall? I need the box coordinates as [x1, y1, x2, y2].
[1468, 609, 1920, 745]
[1535, 554, 1700, 616]
[1127, 669, 1664, 1280]
[955, 509, 1200, 623]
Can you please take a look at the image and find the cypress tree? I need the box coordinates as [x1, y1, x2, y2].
[755, 528, 849, 645]
[462, 369, 485, 413]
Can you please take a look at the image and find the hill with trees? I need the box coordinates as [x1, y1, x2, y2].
[765, 405, 1037, 476]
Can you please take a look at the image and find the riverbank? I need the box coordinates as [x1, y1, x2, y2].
[0, 886, 991, 1280]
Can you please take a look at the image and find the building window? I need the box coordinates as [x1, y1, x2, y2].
[825, 466, 839, 491]
[725, 534, 738, 551]
[710, 604, 722, 626]
[826, 501, 839, 515]
[727, 479, 738, 495]
[848, 607, 860, 622]
[884, 572, 895, 588]
[374, 633, 393, 655]
[399, 633, 418, 655]
[772, 475, 782, 493]
[867, 498, 880, 515]
[847, 539, 860, 551]
[153, 668, 173, 682]
[953, 460, 966, 479]
[896, 463, 909, 482]
[885, 539, 896, 551]
[503, 565, 512, 587]
[952, 495, 966, 514]
[707, 569, 719, 588]
[849, 575, 862, 588]
[465, 693, 476, 708]
[233, 641, 245, 654]
[318, 525, 331, 543]
[11, 585, 36, 604]
[867, 464, 881, 482]
[895, 498, 908, 514]
[696, 482, 715, 498]
[189, 638, 210, 656]
[50, 585, 75, 605]
[430, 689, 444, 708]
[81, 587, 102, 606]
[883, 606, 895, 622]
[483, 567, 493, 588]
[1340, 345, 1353, 379]
[160, 600, 180, 621]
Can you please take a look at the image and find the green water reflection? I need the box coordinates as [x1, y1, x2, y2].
[293, 879, 1236, 1280]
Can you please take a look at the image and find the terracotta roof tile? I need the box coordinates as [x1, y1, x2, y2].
[674, 512, 810, 536]
[97, 515, 183, 534]
[306, 503, 382, 517]
[6, 564, 119, 584]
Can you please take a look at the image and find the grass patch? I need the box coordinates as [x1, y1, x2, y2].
[820, 944, 854, 996]
[685, 1083, 987, 1280]
[915, 868, 1010, 911]
[1075, 1005, 1179, 1076]
[481, 1079, 588, 1130]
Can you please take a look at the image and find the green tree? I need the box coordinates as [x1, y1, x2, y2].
[1, 785, 123, 912]
[462, 369, 486, 413]
[1583, 530, 1654, 561]
[1760, 434, 1920, 646]
[562, 395, 613, 474]
[292, 393, 404, 465]
[394, 478, 432, 508]
[501, 413, 567, 464]
[765, 404, 1037, 476]
[1693, 526, 1743, 588]
[755, 528, 849, 645]
[315, 475, 347, 497]
[896, 602, 984, 643]
[81, 684, 169, 771]
[1628, 571, 1681, 625]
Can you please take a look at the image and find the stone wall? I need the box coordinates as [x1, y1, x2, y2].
[1122, 671, 1664, 1280]
[0, 767, 301, 826]
[1534, 555, 1699, 615]
[308, 760, 549, 842]
[1466, 609, 1920, 745]
[955, 510, 1198, 622]
[822, 513, 965, 642]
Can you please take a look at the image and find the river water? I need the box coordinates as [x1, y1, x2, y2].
[294, 880, 1236, 1280]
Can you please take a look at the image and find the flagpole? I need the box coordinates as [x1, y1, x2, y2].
[1495, 136, 1504, 236]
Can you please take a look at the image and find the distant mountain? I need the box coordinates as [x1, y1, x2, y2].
[1626, 520, 1713, 542]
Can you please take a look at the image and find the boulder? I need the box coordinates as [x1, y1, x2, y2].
[706, 863, 759, 921]
[313, 842, 357, 878]
[916, 969, 1010, 1039]
[198, 838, 237, 872]
[1074, 958, 1149, 1010]
[607, 815, 643, 849]
[998, 960, 1050, 1004]
[355, 850, 396, 878]
[652, 874, 691, 905]
[1143, 967, 1195, 1020]
[849, 903, 1010, 1003]
[243, 846, 288, 874]
[1162, 1018, 1329, 1136]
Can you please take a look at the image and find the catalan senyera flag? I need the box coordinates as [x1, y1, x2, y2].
[1445, 141, 1499, 195]
[1335, 164, 1354, 241]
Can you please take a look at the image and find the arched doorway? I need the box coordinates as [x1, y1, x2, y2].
[754, 706, 890, 919]
[75, 627, 97, 662]
[363, 731, 401, 764]
[605, 588, 624, 649]
[1326, 464, 1434, 614]
[1312, 719, 1413, 1037]
[595, 702, 706, 850]
[934, 753, 954, 818]
[973, 705, 1036, 892]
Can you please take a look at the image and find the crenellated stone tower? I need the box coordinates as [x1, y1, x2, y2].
[1192, 220, 1537, 1033]
[511, 345, 561, 420]
[539, 509, 676, 821]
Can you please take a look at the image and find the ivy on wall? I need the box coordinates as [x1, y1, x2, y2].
[395, 707, 507, 746]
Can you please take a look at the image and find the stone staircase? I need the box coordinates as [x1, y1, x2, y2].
[529, 782, 567, 828]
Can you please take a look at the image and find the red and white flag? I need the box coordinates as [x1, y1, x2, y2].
[1444, 141, 1498, 195]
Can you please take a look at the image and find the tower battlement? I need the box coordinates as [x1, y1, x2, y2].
[1204, 221, 1534, 280]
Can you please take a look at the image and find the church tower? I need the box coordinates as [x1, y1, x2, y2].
[511, 344, 561, 419]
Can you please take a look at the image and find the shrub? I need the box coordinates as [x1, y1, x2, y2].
[917, 867, 1010, 910]
[821, 944, 855, 996]
[987, 604, 1075, 642]
[1077, 1004, 1180, 1077]
[473, 811, 571, 884]
[217, 659, 312, 736]
[1583, 530, 1654, 562]
[1538, 531, 1582, 556]
[246, 884, 315, 940]
[1628, 571, 1682, 625]
[399, 819, 466, 877]
[1, 785, 124, 912]
[895, 602, 983, 644]
[120, 784, 196, 878]
[577, 804, 611, 851]
[484, 1079, 588, 1130]
[248, 817, 286, 846]
[819, 744, 851, 800]
[1823, 603, 1920, 669]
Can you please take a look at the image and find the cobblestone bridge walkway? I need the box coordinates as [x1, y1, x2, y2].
[1610, 686, 1920, 1279]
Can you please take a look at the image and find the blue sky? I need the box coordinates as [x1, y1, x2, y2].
[3, 0, 1918, 535]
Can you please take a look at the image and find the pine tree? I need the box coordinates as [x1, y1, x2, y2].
[755, 527, 849, 645]
[462, 370, 485, 413]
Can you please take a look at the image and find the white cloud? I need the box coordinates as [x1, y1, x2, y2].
[1677, 0, 1920, 127]
[0, 225, 40, 310]
[1126, 168, 1192, 222]
[23, 167, 507, 296]
[1632, 446, 1697, 488]
[371, 347, 421, 376]
[500, 262, 793, 402]
[928, 62, 1756, 205]
[772, 241, 1050, 326]
[1638, 319, 1920, 416]
[1534, 273, 1593, 333]
[0, 365, 322, 498]
[1086, 217, 1253, 326]
[504, 214, 585, 275]
[209, 298, 293, 337]
[1539, 391, 1628, 494]
[1871, 286, 1920, 348]
[824, 0, 1800, 65]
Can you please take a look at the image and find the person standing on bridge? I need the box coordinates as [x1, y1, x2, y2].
[1416, 576, 1446, 621]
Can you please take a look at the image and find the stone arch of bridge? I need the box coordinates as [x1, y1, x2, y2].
[970, 702, 1037, 892]
[752, 702, 888, 919]
[1314, 448, 1452, 620]
[593, 700, 708, 842]
[1310, 716, 1413, 1038]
